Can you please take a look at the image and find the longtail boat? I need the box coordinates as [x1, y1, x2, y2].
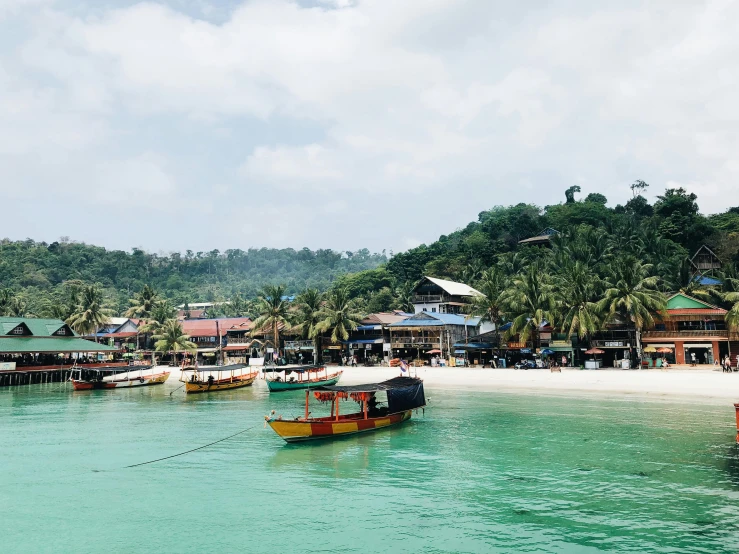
[265, 376, 425, 443]
[71, 365, 170, 390]
[266, 365, 342, 392]
[180, 364, 259, 394]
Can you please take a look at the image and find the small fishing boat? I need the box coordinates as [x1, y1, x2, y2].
[71, 365, 170, 390]
[265, 376, 425, 443]
[265, 365, 342, 392]
[180, 363, 259, 394]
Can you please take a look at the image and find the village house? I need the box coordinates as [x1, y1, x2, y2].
[387, 312, 480, 362]
[345, 311, 412, 364]
[641, 293, 735, 366]
[411, 276, 484, 316]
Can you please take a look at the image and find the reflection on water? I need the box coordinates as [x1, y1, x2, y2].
[1, 382, 739, 553]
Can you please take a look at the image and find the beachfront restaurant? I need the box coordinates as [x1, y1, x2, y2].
[0, 317, 118, 385]
[388, 312, 479, 362]
[641, 293, 731, 366]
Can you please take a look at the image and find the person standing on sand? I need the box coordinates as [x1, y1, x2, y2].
[561, 355, 567, 368]
[691, 352, 696, 366]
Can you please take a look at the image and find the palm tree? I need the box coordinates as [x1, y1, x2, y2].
[0, 288, 12, 316]
[500, 264, 555, 349]
[726, 292, 739, 335]
[293, 288, 324, 363]
[553, 262, 603, 341]
[66, 285, 112, 341]
[152, 319, 197, 365]
[316, 287, 363, 346]
[467, 268, 507, 342]
[393, 281, 415, 313]
[138, 301, 177, 337]
[251, 284, 292, 356]
[125, 285, 159, 318]
[598, 258, 666, 358]
[6, 295, 29, 317]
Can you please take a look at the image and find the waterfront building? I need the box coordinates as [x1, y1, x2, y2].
[181, 317, 252, 364]
[411, 276, 483, 315]
[388, 312, 480, 360]
[345, 311, 412, 364]
[0, 317, 118, 385]
[642, 293, 734, 365]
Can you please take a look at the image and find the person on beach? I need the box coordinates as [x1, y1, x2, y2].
[561, 355, 567, 368]
[691, 352, 696, 366]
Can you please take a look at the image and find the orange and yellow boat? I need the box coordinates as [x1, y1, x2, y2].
[266, 376, 425, 443]
[180, 364, 259, 394]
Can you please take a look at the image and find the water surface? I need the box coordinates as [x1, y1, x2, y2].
[1, 382, 738, 553]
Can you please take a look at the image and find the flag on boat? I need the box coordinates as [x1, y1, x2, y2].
[399, 360, 408, 373]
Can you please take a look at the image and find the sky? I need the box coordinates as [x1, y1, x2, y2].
[1, 0, 738, 256]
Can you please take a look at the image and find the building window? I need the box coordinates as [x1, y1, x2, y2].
[432, 308, 437, 313]
[56, 328, 67, 335]
[10, 326, 24, 335]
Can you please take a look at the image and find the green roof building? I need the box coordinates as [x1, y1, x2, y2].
[0, 317, 117, 354]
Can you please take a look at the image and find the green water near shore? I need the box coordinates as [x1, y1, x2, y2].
[2, 382, 739, 553]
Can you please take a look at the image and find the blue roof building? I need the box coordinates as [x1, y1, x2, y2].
[387, 311, 480, 360]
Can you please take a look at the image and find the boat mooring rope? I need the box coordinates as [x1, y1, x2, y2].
[118, 424, 260, 470]
[169, 383, 186, 395]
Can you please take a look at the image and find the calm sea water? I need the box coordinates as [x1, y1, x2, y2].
[2, 379, 739, 553]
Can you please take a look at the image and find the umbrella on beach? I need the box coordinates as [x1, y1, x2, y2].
[426, 349, 442, 354]
[584, 348, 605, 355]
[656, 347, 673, 354]
[540, 348, 554, 355]
[643, 346, 657, 353]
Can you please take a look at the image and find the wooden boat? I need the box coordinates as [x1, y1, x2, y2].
[266, 376, 425, 443]
[71, 365, 170, 390]
[266, 365, 342, 392]
[180, 363, 259, 394]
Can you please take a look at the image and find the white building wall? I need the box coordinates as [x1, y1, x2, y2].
[414, 302, 441, 314]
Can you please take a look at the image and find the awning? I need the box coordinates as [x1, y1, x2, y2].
[683, 343, 714, 349]
[548, 346, 574, 352]
[223, 344, 249, 352]
[356, 325, 382, 331]
[453, 342, 495, 350]
[520, 348, 532, 353]
[344, 339, 383, 345]
[454, 350, 466, 354]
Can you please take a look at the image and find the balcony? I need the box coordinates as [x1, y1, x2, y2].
[591, 339, 631, 348]
[412, 295, 443, 304]
[226, 337, 252, 345]
[642, 330, 729, 339]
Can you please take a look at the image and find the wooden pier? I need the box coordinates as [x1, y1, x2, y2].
[0, 368, 74, 387]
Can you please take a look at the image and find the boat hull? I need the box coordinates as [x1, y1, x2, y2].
[266, 373, 342, 392]
[185, 373, 258, 394]
[268, 410, 413, 442]
[72, 371, 170, 391]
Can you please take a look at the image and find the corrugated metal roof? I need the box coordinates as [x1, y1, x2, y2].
[666, 308, 727, 316]
[387, 313, 479, 327]
[0, 337, 117, 353]
[423, 277, 483, 298]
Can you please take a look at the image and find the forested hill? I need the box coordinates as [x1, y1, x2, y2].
[0, 240, 385, 313]
[380, 185, 739, 287]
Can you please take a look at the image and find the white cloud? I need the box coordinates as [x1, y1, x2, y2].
[2, 0, 739, 253]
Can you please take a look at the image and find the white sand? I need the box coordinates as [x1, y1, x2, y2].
[337, 366, 739, 404]
[156, 364, 739, 405]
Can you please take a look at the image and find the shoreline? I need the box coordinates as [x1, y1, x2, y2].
[334, 366, 739, 405]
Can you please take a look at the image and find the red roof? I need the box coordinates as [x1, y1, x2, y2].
[103, 331, 138, 338]
[666, 308, 727, 316]
[181, 318, 252, 337]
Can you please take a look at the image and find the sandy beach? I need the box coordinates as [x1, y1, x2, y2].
[336, 365, 739, 403]
[162, 364, 739, 404]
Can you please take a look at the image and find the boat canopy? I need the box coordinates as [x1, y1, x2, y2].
[318, 377, 425, 413]
[75, 365, 152, 373]
[181, 363, 247, 372]
[266, 364, 325, 374]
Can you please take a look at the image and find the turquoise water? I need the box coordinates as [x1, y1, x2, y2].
[2, 381, 739, 553]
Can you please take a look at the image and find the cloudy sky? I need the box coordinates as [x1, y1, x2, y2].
[1, 0, 737, 255]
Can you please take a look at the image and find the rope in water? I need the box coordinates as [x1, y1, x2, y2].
[121, 424, 259, 469]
